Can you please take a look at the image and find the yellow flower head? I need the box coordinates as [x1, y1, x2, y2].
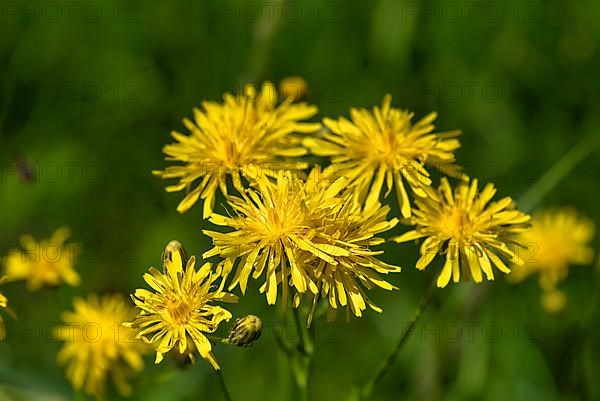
[203, 169, 350, 306]
[154, 82, 321, 218]
[294, 198, 401, 324]
[3, 227, 80, 291]
[303, 95, 461, 218]
[393, 177, 530, 288]
[510, 208, 595, 312]
[203, 169, 400, 322]
[0, 276, 8, 340]
[126, 251, 237, 368]
[54, 294, 148, 398]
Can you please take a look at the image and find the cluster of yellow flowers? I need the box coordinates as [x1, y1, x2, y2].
[155, 82, 531, 303]
[0, 79, 595, 399]
[0, 228, 149, 397]
[148, 80, 594, 366]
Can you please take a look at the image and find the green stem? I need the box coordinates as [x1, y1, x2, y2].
[358, 277, 438, 401]
[293, 307, 314, 355]
[73, 391, 87, 401]
[518, 134, 599, 212]
[207, 334, 232, 345]
[216, 369, 233, 401]
[292, 306, 314, 401]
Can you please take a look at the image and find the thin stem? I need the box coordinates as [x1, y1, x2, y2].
[518, 134, 599, 212]
[275, 328, 295, 357]
[73, 391, 87, 401]
[293, 306, 313, 355]
[273, 306, 296, 399]
[292, 306, 313, 401]
[358, 277, 438, 401]
[216, 369, 233, 401]
[207, 334, 231, 345]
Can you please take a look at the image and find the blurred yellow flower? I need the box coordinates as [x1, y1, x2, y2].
[303, 95, 461, 218]
[510, 208, 595, 312]
[3, 227, 80, 291]
[0, 276, 8, 340]
[125, 250, 237, 368]
[204, 169, 400, 322]
[279, 76, 308, 102]
[393, 177, 530, 288]
[154, 82, 321, 218]
[54, 294, 147, 398]
[203, 169, 349, 306]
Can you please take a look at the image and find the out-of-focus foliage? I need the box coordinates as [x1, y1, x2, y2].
[1, 0, 599, 400]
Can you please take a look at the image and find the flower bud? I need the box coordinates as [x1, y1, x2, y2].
[228, 315, 262, 347]
[162, 240, 188, 271]
[279, 77, 308, 102]
[541, 289, 566, 313]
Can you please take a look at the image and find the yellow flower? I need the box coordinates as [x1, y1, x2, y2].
[510, 208, 595, 312]
[279, 76, 308, 102]
[54, 294, 147, 398]
[0, 276, 8, 340]
[294, 199, 401, 324]
[125, 250, 237, 368]
[203, 169, 400, 322]
[393, 177, 530, 288]
[303, 95, 461, 218]
[154, 82, 321, 218]
[3, 227, 80, 291]
[203, 169, 350, 306]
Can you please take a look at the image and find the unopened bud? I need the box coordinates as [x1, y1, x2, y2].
[228, 315, 262, 347]
[279, 76, 308, 102]
[162, 240, 188, 271]
[541, 289, 566, 313]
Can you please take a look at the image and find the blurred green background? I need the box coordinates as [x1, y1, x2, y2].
[1, 0, 599, 400]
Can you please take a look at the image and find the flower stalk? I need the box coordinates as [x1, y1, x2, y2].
[216, 370, 233, 401]
[357, 276, 438, 401]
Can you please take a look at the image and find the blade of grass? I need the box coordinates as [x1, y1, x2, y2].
[518, 134, 599, 212]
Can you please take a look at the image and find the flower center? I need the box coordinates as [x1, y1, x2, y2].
[252, 198, 303, 242]
[369, 129, 397, 163]
[167, 299, 194, 325]
[34, 262, 60, 282]
[215, 140, 243, 170]
[536, 236, 570, 268]
[440, 207, 474, 240]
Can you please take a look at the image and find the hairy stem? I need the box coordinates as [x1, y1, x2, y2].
[292, 306, 314, 401]
[358, 277, 438, 401]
